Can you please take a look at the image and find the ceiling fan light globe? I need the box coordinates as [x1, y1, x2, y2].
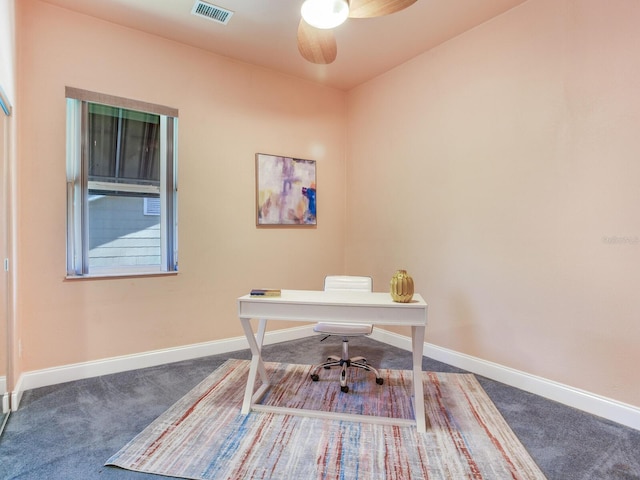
[301, 0, 349, 29]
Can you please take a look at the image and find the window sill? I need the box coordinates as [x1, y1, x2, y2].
[65, 270, 178, 281]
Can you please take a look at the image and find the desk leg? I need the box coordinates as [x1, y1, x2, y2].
[412, 325, 427, 433]
[240, 318, 270, 415]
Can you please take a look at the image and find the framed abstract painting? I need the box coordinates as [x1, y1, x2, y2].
[255, 153, 317, 226]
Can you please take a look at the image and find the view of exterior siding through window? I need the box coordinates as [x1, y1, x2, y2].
[89, 196, 160, 267]
[87, 104, 161, 268]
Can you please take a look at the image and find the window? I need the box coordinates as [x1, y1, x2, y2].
[66, 87, 178, 276]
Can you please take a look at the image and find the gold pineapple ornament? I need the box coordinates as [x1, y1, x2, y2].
[390, 269, 414, 303]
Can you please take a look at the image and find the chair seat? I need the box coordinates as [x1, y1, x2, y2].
[313, 322, 373, 336]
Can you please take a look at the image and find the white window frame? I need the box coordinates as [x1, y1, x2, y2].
[65, 87, 178, 277]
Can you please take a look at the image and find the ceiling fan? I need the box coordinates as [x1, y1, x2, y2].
[297, 0, 417, 65]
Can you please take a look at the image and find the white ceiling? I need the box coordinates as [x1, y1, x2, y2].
[40, 0, 527, 91]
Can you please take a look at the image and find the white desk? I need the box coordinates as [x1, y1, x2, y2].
[237, 289, 429, 432]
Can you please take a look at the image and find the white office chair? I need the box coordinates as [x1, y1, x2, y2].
[310, 275, 383, 393]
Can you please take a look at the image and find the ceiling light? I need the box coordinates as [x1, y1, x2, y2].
[301, 0, 349, 29]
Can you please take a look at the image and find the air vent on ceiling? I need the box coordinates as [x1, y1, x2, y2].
[191, 1, 233, 25]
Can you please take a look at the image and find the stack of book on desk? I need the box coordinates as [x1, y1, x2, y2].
[250, 289, 281, 297]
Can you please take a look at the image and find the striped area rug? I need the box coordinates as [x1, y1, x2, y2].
[106, 359, 547, 479]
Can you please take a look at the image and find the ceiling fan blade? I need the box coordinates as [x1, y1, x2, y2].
[348, 0, 417, 18]
[297, 19, 338, 65]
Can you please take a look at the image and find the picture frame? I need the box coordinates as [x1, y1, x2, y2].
[255, 153, 317, 226]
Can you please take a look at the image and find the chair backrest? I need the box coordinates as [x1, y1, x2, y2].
[324, 275, 372, 292]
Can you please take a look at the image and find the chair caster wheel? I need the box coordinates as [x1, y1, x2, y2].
[340, 385, 349, 393]
[376, 377, 384, 385]
[310, 374, 319, 381]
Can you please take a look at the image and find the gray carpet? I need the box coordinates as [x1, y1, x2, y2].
[0, 336, 638, 479]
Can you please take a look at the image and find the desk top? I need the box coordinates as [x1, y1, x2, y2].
[238, 289, 427, 325]
[239, 289, 425, 306]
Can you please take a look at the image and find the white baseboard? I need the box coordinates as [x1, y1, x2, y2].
[11, 324, 314, 410]
[1, 376, 8, 414]
[371, 328, 640, 431]
[10, 324, 640, 431]
[10, 374, 23, 412]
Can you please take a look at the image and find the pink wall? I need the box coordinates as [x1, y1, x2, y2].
[14, 0, 640, 410]
[16, 1, 346, 371]
[346, 0, 640, 407]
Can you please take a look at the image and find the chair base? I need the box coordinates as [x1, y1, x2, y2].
[310, 339, 383, 393]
